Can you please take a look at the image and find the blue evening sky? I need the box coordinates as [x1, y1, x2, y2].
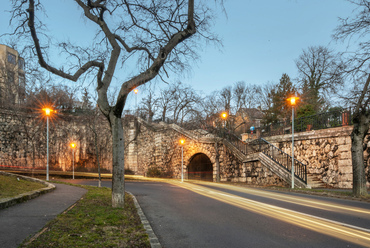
[0, 0, 356, 106]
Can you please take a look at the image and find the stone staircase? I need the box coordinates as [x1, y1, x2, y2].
[258, 152, 308, 188]
[307, 175, 326, 188]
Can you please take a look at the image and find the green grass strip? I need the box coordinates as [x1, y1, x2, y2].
[0, 175, 46, 199]
[21, 185, 150, 248]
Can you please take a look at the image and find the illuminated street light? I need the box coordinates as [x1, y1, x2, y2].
[42, 107, 55, 181]
[134, 88, 138, 117]
[287, 96, 299, 189]
[221, 111, 228, 138]
[70, 142, 77, 179]
[179, 139, 185, 182]
[221, 112, 228, 126]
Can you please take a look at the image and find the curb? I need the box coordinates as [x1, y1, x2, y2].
[127, 192, 162, 248]
[0, 171, 56, 210]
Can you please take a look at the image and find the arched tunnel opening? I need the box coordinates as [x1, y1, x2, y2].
[187, 153, 213, 181]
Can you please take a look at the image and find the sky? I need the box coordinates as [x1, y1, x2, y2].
[0, 0, 356, 108]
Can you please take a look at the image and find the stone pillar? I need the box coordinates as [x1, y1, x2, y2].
[126, 121, 138, 173]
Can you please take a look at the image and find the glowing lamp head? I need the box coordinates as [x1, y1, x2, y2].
[134, 88, 138, 94]
[179, 139, 185, 145]
[70, 142, 76, 149]
[288, 96, 299, 106]
[43, 108, 52, 116]
[221, 112, 228, 119]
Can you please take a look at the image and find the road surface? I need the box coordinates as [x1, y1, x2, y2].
[69, 179, 370, 248]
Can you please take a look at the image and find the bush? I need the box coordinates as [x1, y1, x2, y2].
[124, 168, 135, 175]
[146, 167, 162, 178]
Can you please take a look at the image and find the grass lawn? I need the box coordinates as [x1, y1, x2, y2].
[0, 175, 46, 199]
[20, 184, 150, 248]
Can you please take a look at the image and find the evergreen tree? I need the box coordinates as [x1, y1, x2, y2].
[264, 74, 296, 124]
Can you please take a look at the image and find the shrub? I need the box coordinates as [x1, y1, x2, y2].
[146, 167, 162, 178]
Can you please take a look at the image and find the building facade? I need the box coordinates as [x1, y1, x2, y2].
[0, 44, 25, 106]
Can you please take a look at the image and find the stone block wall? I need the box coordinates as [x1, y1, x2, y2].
[0, 109, 112, 173]
[243, 160, 289, 187]
[265, 126, 370, 188]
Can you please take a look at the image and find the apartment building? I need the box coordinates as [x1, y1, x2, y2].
[0, 44, 25, 106]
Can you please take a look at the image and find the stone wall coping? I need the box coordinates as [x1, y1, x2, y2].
[0, 171, 56, 209]
[265, 126, 354, 143]
[137, 117, 221, 144]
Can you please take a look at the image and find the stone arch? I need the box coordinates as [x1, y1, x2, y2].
[187, 153, 213, 181]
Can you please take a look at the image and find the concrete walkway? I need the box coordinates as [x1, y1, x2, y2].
[0, 183, 87, 248]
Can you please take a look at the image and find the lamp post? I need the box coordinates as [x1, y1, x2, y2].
[134, 88, 138, 117]
[42, 107, 54, 181]
[221, 112, 228, 138]
[70, 142, 77, 179]
[179, 139, 185, 182]
[134, 88, 139, 173]
[288, 96, 298, 189]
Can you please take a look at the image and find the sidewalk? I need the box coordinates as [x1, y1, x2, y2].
[0, 183, 87, 248]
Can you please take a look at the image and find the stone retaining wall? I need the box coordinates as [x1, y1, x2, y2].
[0, 109, 112, 173]
[265, 126, 370, 188]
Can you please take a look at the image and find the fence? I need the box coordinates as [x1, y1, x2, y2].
[258, 108, 352, 138]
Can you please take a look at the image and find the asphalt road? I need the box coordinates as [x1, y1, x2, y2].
[68, 179, 370, 248]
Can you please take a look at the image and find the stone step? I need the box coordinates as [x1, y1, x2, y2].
[307, 175, 326, 188]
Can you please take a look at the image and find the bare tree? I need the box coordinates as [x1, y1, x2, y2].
[232, 81, 262, 111]
[157, 85, 177, 122]
[333, 0, 370, 197]
[232, 81, 247, 112]
[10, 0, 220, 207]
[244, 84, 262, 109]
[139, 87, 158, 122]
[295, 46, 339, 112]
[259, 83, 274, 111]
[219, 86, 232, 114]
[202, 91, 223, 118]
[172, 82, 200, 125]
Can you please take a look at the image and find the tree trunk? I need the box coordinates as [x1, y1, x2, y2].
[351, 113, 369, 197]
[110, 112, 125, 208]
[93, 121, 101, 188]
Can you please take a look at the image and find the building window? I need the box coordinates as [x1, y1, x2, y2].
[7, 71, 15, 84]
[18, 75, 26, 104]
[7, 52, 16, 65]
[18, 58, 25, 70]
[19, 74, 25, 88]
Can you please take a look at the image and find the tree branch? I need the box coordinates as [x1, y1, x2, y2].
[27, 0, 104, 83]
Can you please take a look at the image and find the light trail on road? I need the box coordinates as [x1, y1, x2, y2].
[167, 180, 370, 247]
[191, 181, 370, 217]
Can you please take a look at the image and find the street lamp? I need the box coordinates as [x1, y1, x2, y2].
[42, 107, 54, 181]
[70, 142, 77, 179]
[287, 96, 299, 189]
[221, 112, 228, 138]
[221, 112, 228, 127]
[134, 88, 138, 117]
[179, 138, 185, 182]
[134, 88, 139, 173]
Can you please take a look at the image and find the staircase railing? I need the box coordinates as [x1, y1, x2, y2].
[257, 138, 307, 184]
[222, 132, 307, 184]
[224, 130, 248, 154]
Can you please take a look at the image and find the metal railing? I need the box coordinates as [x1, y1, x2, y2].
[259, 108, 353, 138]
[258, 138, 307, 184]
[221, 133, 308, 184]
[224, 130, 248, 154]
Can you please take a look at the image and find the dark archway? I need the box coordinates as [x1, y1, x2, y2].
[188, 153, 213, 181]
